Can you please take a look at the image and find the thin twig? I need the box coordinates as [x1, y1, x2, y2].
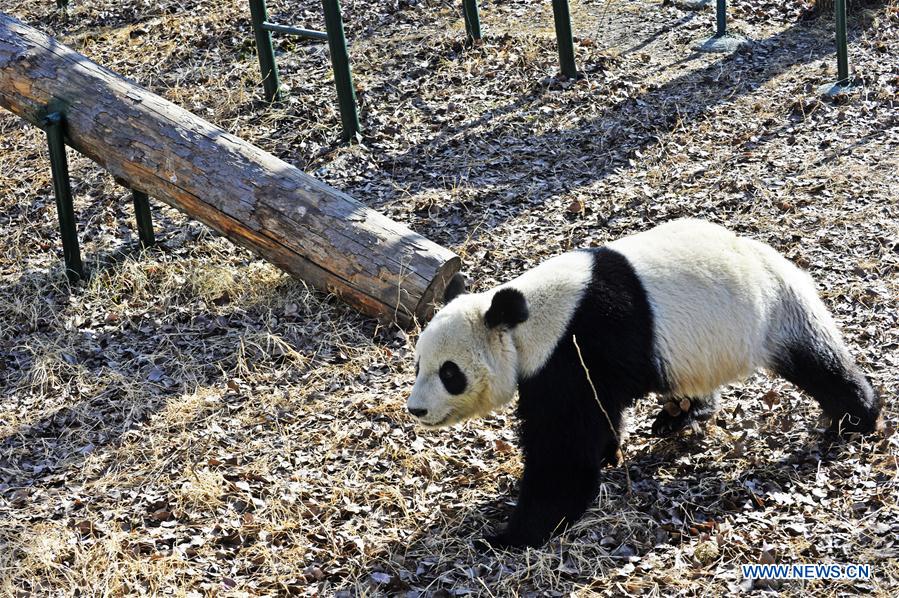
[572, 334, 632, 495]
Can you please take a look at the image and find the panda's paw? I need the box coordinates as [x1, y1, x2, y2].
[599, 445, 624, 467]
[826, 411, 882, 437]
[481, 528, 541, 550]
[651, 402, 693, 437]
[651, 397, 717, 437]
[482, 532, 525, 550]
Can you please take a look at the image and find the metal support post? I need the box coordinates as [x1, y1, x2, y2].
[322, 0, 361, 141]
[697, 0, 746, 53]
[817, 0, 851, 95]
[716, 0, 726, 37]
[835, 0, 849, 85]
[132, 190, 155, 248]
[249, 0, 281, 102]
[551, 0, 577, 78]
[44, 112, 84, 283]
[462, 0, 482, 41]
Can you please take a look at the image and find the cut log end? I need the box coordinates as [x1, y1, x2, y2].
[412, 255, 463, 325]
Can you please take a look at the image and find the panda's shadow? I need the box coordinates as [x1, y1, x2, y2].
[455, 428, 854, 545]
[629, 425, 854, 477]
[363, 428, 875, 593]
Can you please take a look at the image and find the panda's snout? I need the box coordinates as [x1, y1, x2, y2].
[408, 406, 428, 417]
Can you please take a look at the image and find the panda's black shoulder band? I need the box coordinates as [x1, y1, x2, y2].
[485, 287, 529, 329]
[443, 272, 468, 304]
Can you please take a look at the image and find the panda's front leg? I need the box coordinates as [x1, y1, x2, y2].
[487, 452, 602, 548]
[486, 391, 620, 549]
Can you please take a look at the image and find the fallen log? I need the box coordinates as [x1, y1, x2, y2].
[0, 12, 460, 326]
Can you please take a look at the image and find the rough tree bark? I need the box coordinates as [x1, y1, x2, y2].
[0, 12, 460, 327]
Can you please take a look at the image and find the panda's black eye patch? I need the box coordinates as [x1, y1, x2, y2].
[439, 361, 467, 395]
[415, 359, 420, 377]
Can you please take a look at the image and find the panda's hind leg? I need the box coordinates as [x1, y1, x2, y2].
[771, 341, 880, 435]
[764, 278, 881, 435]
[651, 391, 720, 437]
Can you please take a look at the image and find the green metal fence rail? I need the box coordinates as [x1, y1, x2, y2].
[248, 0, 360, 141]
[322, 0, 361, 140]
[248, 0, 281, 103]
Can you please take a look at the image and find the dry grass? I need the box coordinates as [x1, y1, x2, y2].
[1, 0, 898, 595]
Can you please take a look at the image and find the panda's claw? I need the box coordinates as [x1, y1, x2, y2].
[481, 531, 526, 550]
[473, 536, 498, 551]
[483, 533, 510, 549]
[599, 445, 624, 467]
[651, 408, 692, 437]
[651, 404, 714, 437]
[651, 394, 719, 437]
[826, 410, 882, 437]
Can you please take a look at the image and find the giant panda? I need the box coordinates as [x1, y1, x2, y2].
[407, 219, 881, 548]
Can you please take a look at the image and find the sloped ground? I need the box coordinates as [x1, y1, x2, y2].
[1, 0, 897, 595]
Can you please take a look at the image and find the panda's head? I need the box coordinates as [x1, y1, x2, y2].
[407, 279, 529, 427]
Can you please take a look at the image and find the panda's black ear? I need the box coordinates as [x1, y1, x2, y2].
[443, 272, 468, 304]
[485, 288, 529, 329]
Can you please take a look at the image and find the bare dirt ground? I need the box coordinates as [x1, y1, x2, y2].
[1, 0, 897, 595]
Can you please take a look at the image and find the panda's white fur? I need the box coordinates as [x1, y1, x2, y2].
[408, 218, 881, 548]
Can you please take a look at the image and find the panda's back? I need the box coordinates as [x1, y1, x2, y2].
[607, 219, 783, 396]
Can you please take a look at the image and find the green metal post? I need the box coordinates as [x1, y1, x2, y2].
[322, 0, 361, 141]
[44, 113, 84, 283]
[249, 0, 281, 102]
[132, 190, 155, 248]
[462, 0, 482, 41]
[551, 0, 577, 78]
[835, 0, 849, 85]
[716, 0, 726, 37]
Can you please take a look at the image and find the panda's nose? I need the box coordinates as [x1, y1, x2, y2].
[408, 407, 428, 417]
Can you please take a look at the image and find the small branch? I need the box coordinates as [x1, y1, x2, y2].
[572, 334, 632, 495]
